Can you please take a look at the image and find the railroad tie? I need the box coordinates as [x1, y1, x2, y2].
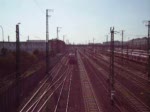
[77, 52, 103, 112]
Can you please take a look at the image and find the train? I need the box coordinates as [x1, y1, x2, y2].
[68, 52, 77, 64]
[49, 39, 66, 56]
[112, 50, 148, 64]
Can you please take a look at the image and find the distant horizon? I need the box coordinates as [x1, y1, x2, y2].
[0, 36, 148, 45]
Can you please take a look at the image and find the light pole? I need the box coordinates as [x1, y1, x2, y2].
[0, 25, 4, 48]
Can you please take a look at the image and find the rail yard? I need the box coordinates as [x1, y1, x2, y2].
[0, 1, 150, 112]
[0, 43, 150, 112]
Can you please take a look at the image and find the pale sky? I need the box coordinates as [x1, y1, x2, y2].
[0, 0, 150, 44]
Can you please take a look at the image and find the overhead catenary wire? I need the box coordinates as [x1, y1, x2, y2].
[33, 0, 45, 15]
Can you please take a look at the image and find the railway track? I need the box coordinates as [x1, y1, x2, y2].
[19, 55, 69, 112]
[79, 49, 150, 112]
[0, 61, 44, 94]
[35, 67, 72, 112]
[96, 53, 150, 95]
[80, 51, 128, 112]
[86, 50, 150, 93]
[53, 66, 73, 112]
[88, 48, 147, 77]
[77, 51, 103, 112]
[96, 51, 148, 80]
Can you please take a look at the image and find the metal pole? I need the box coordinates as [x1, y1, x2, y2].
[63, 35, 65, 42]
[8, 35, 10, 42]
[46, 9, 50, 75]
[57, 27, 58, 39]
[106, 35, 108, 52]
[27, 36, 29, 52]
[56, 27, 61, 39]
[28, 36, 29, 41]
[121, 30, 124, 64]
[93, 38, 95, 57]
[147, 21, 150, 81]
[93, 38, 94, 49]
[56, 27, 61, 53]
[0, 25, 4, 48]
[131, 39, 134, 56]
[127, 43, 129, 59]
[16, 23, 20, 109]
[110, 27, 115, 105]
[127, 37, 129, 62]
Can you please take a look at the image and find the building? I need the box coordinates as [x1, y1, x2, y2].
[127, 37, 148, 50]
[0, 39, 66, 54]
[0, 40, 46, 52]
[103, 41, 122, 48]
[49, 39, 66, 54]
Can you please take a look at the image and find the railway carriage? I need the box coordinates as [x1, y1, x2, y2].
[68, 53, 77, 64]
[113, 50, 148, 64]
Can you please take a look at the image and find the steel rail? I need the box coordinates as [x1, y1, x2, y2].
[65, 70, 73, 112]
[29, 66, 70, 112]
[20, 56, 68, 112]
[82, 49, 150, 112]
[77, 52, 103, 112]
[37, 68, 72, 112]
